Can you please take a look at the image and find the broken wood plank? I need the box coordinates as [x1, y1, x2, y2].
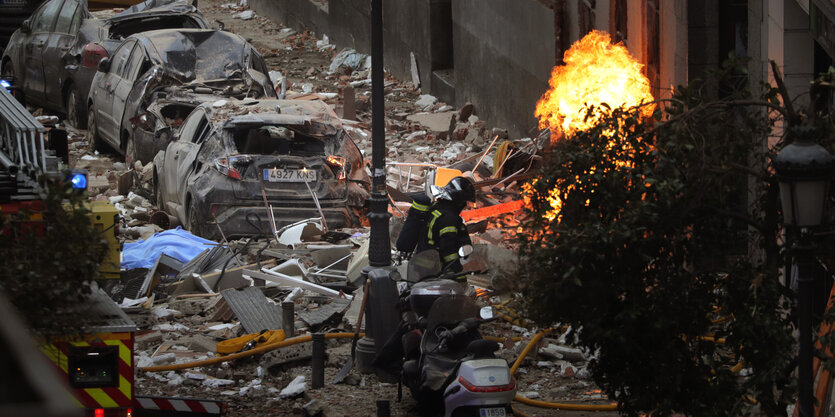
[461, 200, 524, 222]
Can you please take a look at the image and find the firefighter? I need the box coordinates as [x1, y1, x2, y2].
[414, 176, 476, 280]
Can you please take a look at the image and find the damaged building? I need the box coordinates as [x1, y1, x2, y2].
[247, 0, 830, 138]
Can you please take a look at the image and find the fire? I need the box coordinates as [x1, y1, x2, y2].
[534, 30, 654, 140]
[526, 31, 655, 223]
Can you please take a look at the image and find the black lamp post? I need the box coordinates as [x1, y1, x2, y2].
[356, 0, 400, 376]
[774, 124, 833, 417]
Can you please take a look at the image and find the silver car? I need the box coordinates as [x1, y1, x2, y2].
[153, 99, 371, 239]
[87, 28, 275, 163]
[1, 0, 208, 127]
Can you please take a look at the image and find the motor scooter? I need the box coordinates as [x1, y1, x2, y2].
[395, 247, 517, 417]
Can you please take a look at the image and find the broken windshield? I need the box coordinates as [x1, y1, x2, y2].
[231, 125, 330, 155]
[153, 30, 245, 83]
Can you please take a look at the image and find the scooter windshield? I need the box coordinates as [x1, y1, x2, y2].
[426, 294, 478, 333]
[406, 250, 442, 283]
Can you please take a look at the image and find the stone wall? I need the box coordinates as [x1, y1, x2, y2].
[249, 0, 565, 137]
[249, 0, 329, 36]
[451, 0, 558, 137]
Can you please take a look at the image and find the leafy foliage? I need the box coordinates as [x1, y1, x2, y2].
[0, 179, 107, 337]
[518, 60, 795, 416]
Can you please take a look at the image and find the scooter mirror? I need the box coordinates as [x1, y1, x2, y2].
[479, 306, 495, 321]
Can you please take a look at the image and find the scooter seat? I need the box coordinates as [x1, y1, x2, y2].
[465, 339, 500, 358]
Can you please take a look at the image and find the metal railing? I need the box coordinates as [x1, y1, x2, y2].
[0, 86, 48, 199]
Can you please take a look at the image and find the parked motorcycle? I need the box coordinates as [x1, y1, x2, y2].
[390, 247, 517, 417]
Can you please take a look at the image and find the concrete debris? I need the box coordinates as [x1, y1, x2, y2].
[233, 10, 254, 20]
[538, 344, 565, 360]
[279, 375, 307, 398]
[152, 306, 182, 319]
[406, 111, 455, 134]
[304, 399, 325, 416]
[207, 323, 238, 331]
[546, 344, 587, 362]
[203, 378, 236, 388]
[415, 94, 437, 110]
[328, 49, 370, 74]
[261, 342, 311, 370]
[297, 298, 351, 328]
[151, 353, 176, 364]
[152, 323, 189, 332]
[518, 391, 540, 399]
[185, 372, 207, 381]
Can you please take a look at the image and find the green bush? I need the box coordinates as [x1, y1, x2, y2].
[519, 61, 795, 416]
[0, 178, 107, 337]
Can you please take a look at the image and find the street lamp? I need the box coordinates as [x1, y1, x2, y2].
[774, 124, 833, 417]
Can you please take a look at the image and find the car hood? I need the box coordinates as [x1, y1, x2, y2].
[108, 0, 200, 23]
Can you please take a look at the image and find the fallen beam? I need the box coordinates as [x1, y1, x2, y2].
[461, 200, 524, 222]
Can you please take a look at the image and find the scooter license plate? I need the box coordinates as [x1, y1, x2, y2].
[479, 408, 506, 417]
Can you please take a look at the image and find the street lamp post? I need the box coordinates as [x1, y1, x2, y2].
[774, 124, 834, 417]
[356, 0, 400, 377]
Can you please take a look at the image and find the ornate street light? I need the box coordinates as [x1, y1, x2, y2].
[775, 126, 834, 227]
[774, 124, 833, 417]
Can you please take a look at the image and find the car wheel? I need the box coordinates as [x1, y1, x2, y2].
[65, 84, 86, 129]
[87, 104, 100, 153]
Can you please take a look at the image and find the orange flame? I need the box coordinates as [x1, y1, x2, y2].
[534, 30, 654, 141]
[526, 31, 655, 223]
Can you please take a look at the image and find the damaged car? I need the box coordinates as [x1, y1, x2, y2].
[153, 99, 370, 239]
[88, 28, 275, 163]
[0, 0, 208, 128]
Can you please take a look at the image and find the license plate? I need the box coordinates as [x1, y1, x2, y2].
[479, 408, 506, 417]
[263, 168, 317, 182]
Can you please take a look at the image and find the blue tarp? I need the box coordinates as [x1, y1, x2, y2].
[122, 227, 217, 270]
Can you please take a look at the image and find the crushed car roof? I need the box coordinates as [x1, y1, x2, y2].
[108, 0, 197, 20]
[132, 29, 248, 82]
[109, 0, 199, 22]
[204, 99, 343, 136]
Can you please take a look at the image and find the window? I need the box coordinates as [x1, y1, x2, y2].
[193, 118, 211, 144]
[179, 110, 208, 143]
[233, 125, 326, 155]
[54, 0, 78, 34]
[109, 41, 134, 78]
[123, 45, 146, 82]
[32, 0, 63, 33]
[67, 345, 119, 389]
[250, 49, 268, 74]
[68, 3, 81, 34]
[610, 0, 627, 44]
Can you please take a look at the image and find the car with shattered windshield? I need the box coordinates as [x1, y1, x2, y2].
[1, 0, 208, 128]
[153, 99, 370, 239]
[88, 28, 275, 163]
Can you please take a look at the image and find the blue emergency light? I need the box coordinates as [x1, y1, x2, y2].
[69, 169, 88, 190]
[0, 79, 10, 90]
